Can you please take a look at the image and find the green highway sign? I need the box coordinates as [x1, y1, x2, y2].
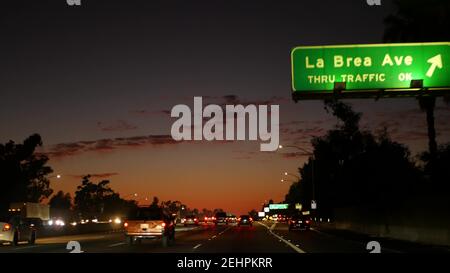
[269, 204, 289, 210]
[291, 42, 450, 100]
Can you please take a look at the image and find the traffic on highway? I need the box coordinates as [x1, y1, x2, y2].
[1, 1, 449, 271]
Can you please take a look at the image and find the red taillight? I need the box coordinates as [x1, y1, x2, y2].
[250, 218, 253, 221]
[124, 222, 128, 228]
[212, 217, 216, 220]
[305, 220, 310, 224]
[162, 222, 166, 227]
[204, 217, 208, 220]
[194, 218, 197, 221]
[3, 223, 11, 231]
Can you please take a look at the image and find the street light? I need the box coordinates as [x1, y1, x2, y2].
[279, 144, 316, 206]
[49, 174, 62, 179]
[281, 178, 296, 183]
[278, 145, 312, 155]
[124, 193, 138, 199]
[284, 172, 300, 180]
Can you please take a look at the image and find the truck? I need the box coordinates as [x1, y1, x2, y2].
[0, 202, 50, 245]
[9, 202, 50, 221]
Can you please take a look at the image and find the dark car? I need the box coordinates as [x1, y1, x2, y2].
[278, 215, 288, 223]
[0, 215, 37, 245]
[226, 214, 237, 224]
[288, 215, 311, 231]
[214, 212, 228, 225]
[182, 215, 199, 226]
[237, 215, 253, 226]
[123, 206, 175, 247]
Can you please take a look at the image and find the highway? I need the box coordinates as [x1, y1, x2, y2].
[0, 222, 448, 253]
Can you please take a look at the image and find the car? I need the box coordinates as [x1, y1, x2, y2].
[181, 215, 199, 226]
[278, 215, 288, 223]
[0, 215, 37, 246]
[237, 215, 253, 226]
[214, 212, 228, 225]
[288, 215, 311, 231]
[123, 206, 175, 247]
[203, 216, 215, 224]
[226, 214, 237, 224]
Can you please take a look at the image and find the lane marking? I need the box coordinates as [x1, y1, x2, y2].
[193, 244, 202, 249]
[9, 245, 40, 251]
[258, 222, 306, 254]
[108, 242, 126, 247]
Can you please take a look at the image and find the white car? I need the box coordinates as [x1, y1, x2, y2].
[0, 216, 37, 245]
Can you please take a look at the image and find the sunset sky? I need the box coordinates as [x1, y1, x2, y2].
[1, 0, 449, 215]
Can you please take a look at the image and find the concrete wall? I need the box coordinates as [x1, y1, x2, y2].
[316, 195, 450, 246]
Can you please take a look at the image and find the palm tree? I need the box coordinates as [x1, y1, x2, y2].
[383, 0, 450, 164]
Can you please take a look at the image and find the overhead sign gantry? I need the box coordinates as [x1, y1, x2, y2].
[291, 42, 450, 101]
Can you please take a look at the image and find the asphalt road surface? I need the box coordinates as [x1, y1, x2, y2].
[1, 222, 448, 253]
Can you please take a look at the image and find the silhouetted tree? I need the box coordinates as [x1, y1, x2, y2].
[49, 191, 72, 211]
[0, 134, 53, 213]
[248, 209, 258, 219]
[384, 0, 450, 165]
[286, 101, 422, 217]
[74, 175, 136, 219]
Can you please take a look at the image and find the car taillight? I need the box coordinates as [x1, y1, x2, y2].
[3, 223, 11, 231]
[204, 217, 208, 220]
[162, 222, 166, 227]
[250, 218, 253, 221]
[212, 217, 216, 220]
[194, 218, 197, 221]
[124, 222, 128, 228]
[305, 220, 310, 224]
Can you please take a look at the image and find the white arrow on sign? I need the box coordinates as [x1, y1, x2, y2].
[426, 54, 443, 78]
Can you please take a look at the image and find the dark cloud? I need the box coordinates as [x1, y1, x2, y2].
[135, 95, 289, 119]
[281, 152, 312, 159]
[69, 173, 119, 180]
[97, 120, 138, 132]
[129, 109, 171, 116]
[44, 135, 181, 158]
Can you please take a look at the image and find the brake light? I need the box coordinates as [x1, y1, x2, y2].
[212, 217, 216, 220]
[250, 218, 253, 221]
[205, 217, 208, 220]
[194, 218, 197, 221]
[305, 220, 310, 224]
[3, 223, 11, 231]
[162, 222, 166, 227]
[124, 222, 128, 228]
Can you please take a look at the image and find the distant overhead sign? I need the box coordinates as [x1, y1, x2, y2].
[291, 42, 450, 100]
[269, 204, 289, 210]
[258, 212, 265, 217]
[264, 207, 270, 213]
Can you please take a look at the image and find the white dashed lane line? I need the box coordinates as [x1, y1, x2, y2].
[193, 244, 202, 249]
[108, 242, 126, 247]
[258, 222, 307, 254]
